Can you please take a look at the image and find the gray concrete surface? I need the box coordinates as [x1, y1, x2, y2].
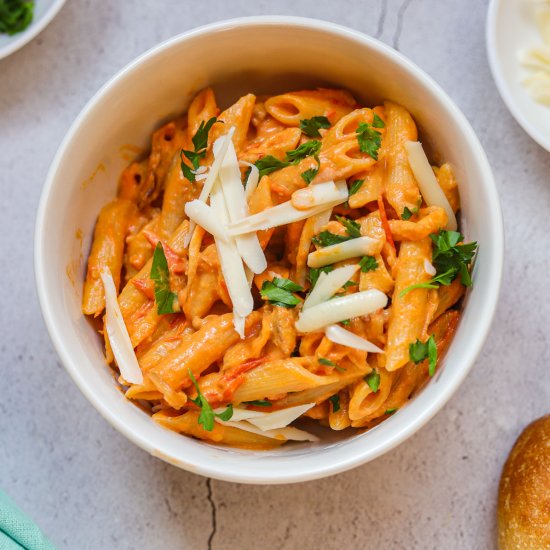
[1, 0, 549, 548]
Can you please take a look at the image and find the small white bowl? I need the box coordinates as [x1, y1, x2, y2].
[0, 0, 66, 60]
[487, 0, 550, 151]
[35, 16, 504, 484]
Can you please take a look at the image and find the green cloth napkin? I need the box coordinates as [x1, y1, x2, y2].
[0, 492, 56, 550]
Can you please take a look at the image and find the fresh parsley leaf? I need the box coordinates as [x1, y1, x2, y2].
[312, 231, 351, 247]
[244, 400, 271, 407]
[431, 230, 478, 287]
[182, 149, 201, 170]
[180, 116, 218, 182]
[356, 121, 383, 160]
[271, 277, 303, 292]
[299, 116, 331, 138]
[385, 407, 398, 415]
[215, 405, 234, 421]
[254, 140, 322, 178]
[285, 140, 322, 162]
[401, 206, 417, 220]
[359, 255, 378, 272]
[409, 335, 438, 376]
[301, 154, 320, 185]
[254, 155, 290, 178]
[336, 216, 361, 238]
[349, 179, 364, 196]
[308, 265, 333, 287]
[372, 113, 385, 128]
[192, 117, 218, 153]
[188, 369, 233, 431]
[0, 0, 34, 35]
[342, 280, 357, 289]
[301, 167, 318, 184]
[400, 230, 478, 296]
[150, 242, 178, 314]
[180, 150, 197, 182]
[318, 357, 346, 372]
[329, 394, 341, 412]
[365, 370, 380, 393]
[260, 277, 303, 308]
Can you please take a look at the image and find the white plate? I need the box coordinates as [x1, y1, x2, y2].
[487, 0, 550, 151]
[0, 0, 66, 60]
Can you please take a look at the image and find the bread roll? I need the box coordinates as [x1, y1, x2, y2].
[498, 415, 550, 549]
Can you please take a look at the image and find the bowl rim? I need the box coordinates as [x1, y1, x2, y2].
[35, 15, 504, 484]
[0, 0, 66, 61]
[486, 0, 550, 152]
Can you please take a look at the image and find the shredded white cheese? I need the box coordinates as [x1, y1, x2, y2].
[184, 127, 236, 247]
[291, 180, 342, 210]
[100, 268, 143, 384]
[215, 418, 319, 442]
[219, 141, 266, 274]
[325, 324, 384, 353]
[312, 208, 333, 233]
[295, 289, 388, 333]
[307, 236, 379, 268]
[227, 180, 348, 236]
[404, 141, 457, 231]
[184, 200, 230, 242]
[209, 181, 254, 325]
[303, 264, 359, 310]
[246, 403, 316, 431]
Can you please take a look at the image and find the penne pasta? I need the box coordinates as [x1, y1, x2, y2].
[82, 87, 474, 449]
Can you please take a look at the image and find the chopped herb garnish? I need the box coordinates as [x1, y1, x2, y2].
[356, 116, 384, 160]
[342, 280, 357, 289]
[329, 394, 341, 412]
[244, 400, 271, 407]
[285, 140, 322, 162]
[260, 277, 303, 308]
[0, 0, 34, 36]
[359, 255, 378, 272]
[299, 116, 331, 138]
[336, 216, 361, 238]
[400, 230, 478, 296]
[301, 154, 320, 185]
[318, 357, 346, 372]
[365, 370, 380, 393]
[372, 113, 385, 128]
[188, 369, 233, 431]
[150, 242, 178, 314]
[401, 206, 418, 220]
[180, 116, 218, 182]
[254, 140, 322, 178]
[312, 231, 351, 247]
[340, 319, 351, 326]
[385, 408, 398, 415]
[254, 155, 289, 178]
[349, 179, 364, 196]
[308, 265, 333, 287]
[409, 335, 438, 376]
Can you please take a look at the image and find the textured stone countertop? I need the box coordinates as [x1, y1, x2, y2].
[1, 0, 549, 548]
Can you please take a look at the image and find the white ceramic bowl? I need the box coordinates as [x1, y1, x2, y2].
[35, 16, 503, 484]
[487, 0, 550, 151]
[0, 0, 66, 60]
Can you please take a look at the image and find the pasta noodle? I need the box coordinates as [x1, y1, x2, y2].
[82, 86, 476, 449]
